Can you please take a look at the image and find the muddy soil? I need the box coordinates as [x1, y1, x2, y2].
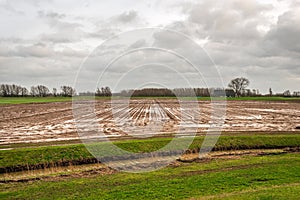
[0, 100, 299, 144]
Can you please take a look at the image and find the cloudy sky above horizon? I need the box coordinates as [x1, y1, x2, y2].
[0, 0, 299, 94]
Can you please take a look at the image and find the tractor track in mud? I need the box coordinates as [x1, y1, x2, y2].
[0, 100, 299, 144]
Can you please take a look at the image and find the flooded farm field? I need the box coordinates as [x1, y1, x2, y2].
[0, 100, 299, 144]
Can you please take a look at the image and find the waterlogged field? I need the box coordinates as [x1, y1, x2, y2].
[0, 99, 299, 144]
[0, 97, 299, 199]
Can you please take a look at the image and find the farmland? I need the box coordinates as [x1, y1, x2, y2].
[0, 96, 299, 105]
[0, 99, 299, 145]
[0, 98, 300, 199]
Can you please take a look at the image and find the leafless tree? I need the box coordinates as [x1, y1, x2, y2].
[30, 86, 38, 97]
[119, 88, 212, 97]
[37, 85, 50, 97]
[0, 84, 27, 97]
[95, 86, 112, 97]
[30, 85, 50, 97]
[52, 88, 57, 97]
[21, 87, 28, 96]
[269, 88, 273, 96]
[104, 86, 112, 96]
[61, 86, 76, 97]
[96, 88, 101, 96]
[0, 84, 11, 96]
[11, 84, 21, 96]
[228, 77, 250, 97]
[283, 90, 291, 97]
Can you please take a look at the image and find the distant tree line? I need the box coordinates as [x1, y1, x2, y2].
[271, 90, 300, 97]
[117, 87, 260, 97]
[96, 87, 112, 97]
[1, 80, 299, 98]
[0, 84, 76, 97]
[119, 88, 213, 97]
[0, 84, 28, 97]
[78, 86, 112, 97]
[61, 86, 76, 97]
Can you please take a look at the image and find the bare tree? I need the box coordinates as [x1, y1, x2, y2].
[30, 86, 38, 97]
[37, 85, 50, 97]
[21, 87, 28, 97]
[283, 90, 291, 97]
[52, 88, 57, 97]
[0, 84, 26, 96]
[61, 86, 76, 97]
[119, 88, 211, 97]
[95, 86, 112, 97]
[96, 88, 101, 96]
[228, 77, 250, 97]
[104, 86, 112, 97]
[30, 85, 50, 97]
[11, 84, 21, 96]
[0, 84, 10, 97]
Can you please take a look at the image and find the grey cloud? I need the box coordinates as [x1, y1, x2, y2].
[0, 51, 82, 86]
[187, 0, 272, 43]
[40, 21, 86, 43]
[89, 10, 146, 40]
[0, 1, 25, 15]
[0, 42, 88, 58]
[263, 8, 300, 54]
[231, 0, 272, 18]
[128, 39, 147, 49]
[89, 28, 120, 39]
[168, 0, 300, 92]
[153, 30, 189, 49]
[81, 28, 221, 91]
[37, 10, 86, 43]
[0, 0, 299, 93]
[58, 47, 88, 58]
[19, 0, 53, 7]
[16, 43, 54, 57]
[115, 10, 138, 23]
[38, 10, 66, 19]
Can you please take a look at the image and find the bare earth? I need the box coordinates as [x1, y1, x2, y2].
[0, 100, 299, 144]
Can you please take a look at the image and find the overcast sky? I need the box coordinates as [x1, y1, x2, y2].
[0, 0, 299, 94]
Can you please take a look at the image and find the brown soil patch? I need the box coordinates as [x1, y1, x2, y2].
[0, 100, 299, 145]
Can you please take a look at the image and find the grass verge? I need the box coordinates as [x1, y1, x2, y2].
[0, 97, 72, 104]
[0, 96, 299, 105]
[1, 134, 299, 173]
[0, 153, 299, 199]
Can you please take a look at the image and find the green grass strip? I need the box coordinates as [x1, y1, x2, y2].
[1, 153, 299, 199]
[0, 96, 299, 105]
[0, 134, 299, 170]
